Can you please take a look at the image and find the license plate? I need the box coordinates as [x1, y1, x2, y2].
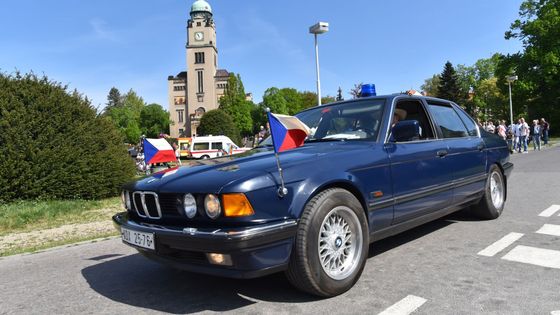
[121, 227, 155, 250]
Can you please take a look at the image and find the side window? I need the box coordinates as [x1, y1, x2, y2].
[454, 106, 479, 136]
[211, 142, 223, 150]
[394, 100, 435, 140]
[193, 142, 209, 150]
[427, 103, 469, 138]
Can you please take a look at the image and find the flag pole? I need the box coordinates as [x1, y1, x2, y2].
[266, 109, 288, 197]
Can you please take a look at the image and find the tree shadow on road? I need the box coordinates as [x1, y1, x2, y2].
[81, 254, 318, 314]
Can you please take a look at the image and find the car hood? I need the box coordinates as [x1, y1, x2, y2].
[127, 142, 376, 193]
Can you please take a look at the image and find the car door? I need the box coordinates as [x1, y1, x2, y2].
[425, 101, 487, 204]
[385, 98, 454, 224]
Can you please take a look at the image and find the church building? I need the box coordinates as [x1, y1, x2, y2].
[168, 0, 230, 138]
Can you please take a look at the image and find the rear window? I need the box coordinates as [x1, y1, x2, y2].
[193, 142, 209, 150]
[211, 142, 223, 150]
[427, 103, 469, 138]
[454, 106, 479, 136]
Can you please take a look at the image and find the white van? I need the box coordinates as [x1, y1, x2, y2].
[189, 135, 250, 159]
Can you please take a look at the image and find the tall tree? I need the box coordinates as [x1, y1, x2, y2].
[105, 87, 122, 111]
[336, 87, 344, 101]
[503, 0, 560, 133]
[436, 61, 462, 103]
[197, 109, 241, 145]
[219, 73, 253, 136]
[279, 88, 304, 115]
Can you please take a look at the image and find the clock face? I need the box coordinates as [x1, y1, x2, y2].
[194, 32, 204, 41]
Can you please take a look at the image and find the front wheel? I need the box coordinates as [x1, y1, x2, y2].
[473, 164, 506, 219]
[286, 188, 369, 297]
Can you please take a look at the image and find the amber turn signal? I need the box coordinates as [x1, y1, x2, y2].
[222, 193, 254, 217]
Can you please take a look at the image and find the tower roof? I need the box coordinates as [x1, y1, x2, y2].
[190, 0, 212, 15]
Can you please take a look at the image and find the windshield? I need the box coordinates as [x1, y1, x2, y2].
[257, 99, 386, 147]
[298, 99, 385, 141]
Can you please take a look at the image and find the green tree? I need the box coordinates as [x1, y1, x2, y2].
[437, 61, 463, 103]
[421, 75, 440, 96]
[502, 0, 560, 133]
[279, 88, 304, 115]
[219, 73, 253, 137]
[140, 104, 170, 138]
[0, 72, 135, 201]
[105, 87, 122, 111]
[197, 109, 241, 144]
[262, 87, 288, 114]
[105, 89, 147, 143]
[300, 91, 319, 109]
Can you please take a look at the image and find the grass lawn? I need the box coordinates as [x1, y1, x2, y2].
[0, 197, 121, 236]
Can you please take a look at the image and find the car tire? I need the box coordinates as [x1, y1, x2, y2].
[285, 188, 369, 297]
[201, 155, 210, 159]
[473, 164, 506, 220]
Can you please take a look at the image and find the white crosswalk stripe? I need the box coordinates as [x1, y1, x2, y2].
[536, 224, 560, 237]
[502, 245, 560, 269]
[478, 232, 524, 257]
[539, 205, 560, 217]
[378, 295, 427, 315]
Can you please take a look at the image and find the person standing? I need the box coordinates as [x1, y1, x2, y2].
[486, 121, 495, 133]
[541, 118, 550, 146]
[497, 120, 507, 140]
[532, 120, 541, 151]
[518, 118, 529, 153]
[512, 121, 520, 153]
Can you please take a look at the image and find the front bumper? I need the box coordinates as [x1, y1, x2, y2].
[112, 212, 298, 279]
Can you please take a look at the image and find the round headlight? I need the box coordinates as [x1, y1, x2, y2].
[204, 194, 222, 219]
[183, 193, 197, 218]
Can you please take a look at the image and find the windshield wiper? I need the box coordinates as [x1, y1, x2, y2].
[305, 138, 347, 143]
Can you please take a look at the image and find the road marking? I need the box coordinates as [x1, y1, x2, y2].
[502, 245, 560, 269]
[536, 224, 560, 237]
[477, 232, 524, 257]
[378, 295, 427, 315]
[539, 205, 560, 217]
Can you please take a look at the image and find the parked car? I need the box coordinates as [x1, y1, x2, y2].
[189, 135, 249, 159]
[113, 94, 513, 297]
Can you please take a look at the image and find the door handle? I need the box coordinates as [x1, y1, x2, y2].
[437, 150, 448, 157]
[477, 144, 485, 151]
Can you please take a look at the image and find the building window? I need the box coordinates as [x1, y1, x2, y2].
[195, 52, 205, 64]
[179, 128, 184, 136]
[197, 22, 201, 27]
[177, 110, 184, 123]
[173, 85, 185, 91]
[197, 70, 204, 94]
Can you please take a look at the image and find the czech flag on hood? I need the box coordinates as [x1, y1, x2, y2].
[267, 112, 311, 153]
[143, 138, 177, 164]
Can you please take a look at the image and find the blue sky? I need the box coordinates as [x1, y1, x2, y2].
[0, 0, 524, 110]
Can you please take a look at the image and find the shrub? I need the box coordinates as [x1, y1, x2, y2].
[0, 72, 135, 201]
[197, 109, 241, 145]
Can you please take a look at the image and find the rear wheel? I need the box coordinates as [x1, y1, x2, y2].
[201, 155, 210, 159]
[286, 188, 369, 297]
[473, 164, 506, 219]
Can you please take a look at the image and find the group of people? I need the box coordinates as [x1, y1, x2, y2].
[484, 118, 550, 153]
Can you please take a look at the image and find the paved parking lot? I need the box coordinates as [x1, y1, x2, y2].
[1, 146, 559, 314]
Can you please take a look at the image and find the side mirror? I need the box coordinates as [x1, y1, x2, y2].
[391, 120, 421, 142]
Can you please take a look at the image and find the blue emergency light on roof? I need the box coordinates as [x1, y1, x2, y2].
[359, 84, 376, 97]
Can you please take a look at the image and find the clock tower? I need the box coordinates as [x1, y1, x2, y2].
[168, 0, 231, 138]
[186, 0, 218, 135]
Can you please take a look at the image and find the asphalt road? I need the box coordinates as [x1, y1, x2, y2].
[1, 146, 559, 315]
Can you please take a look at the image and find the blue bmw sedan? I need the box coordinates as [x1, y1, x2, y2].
[113, 93, 513, 297]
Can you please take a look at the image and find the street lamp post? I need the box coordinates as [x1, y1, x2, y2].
[309, 22, 329, 106]
[506, 75, 518, 128]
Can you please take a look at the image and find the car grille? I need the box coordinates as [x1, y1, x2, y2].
[129, 191, 182, 219]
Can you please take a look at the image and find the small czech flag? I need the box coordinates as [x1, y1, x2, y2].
[143, 138, 177, 164]
[267, 112, 310, 153]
